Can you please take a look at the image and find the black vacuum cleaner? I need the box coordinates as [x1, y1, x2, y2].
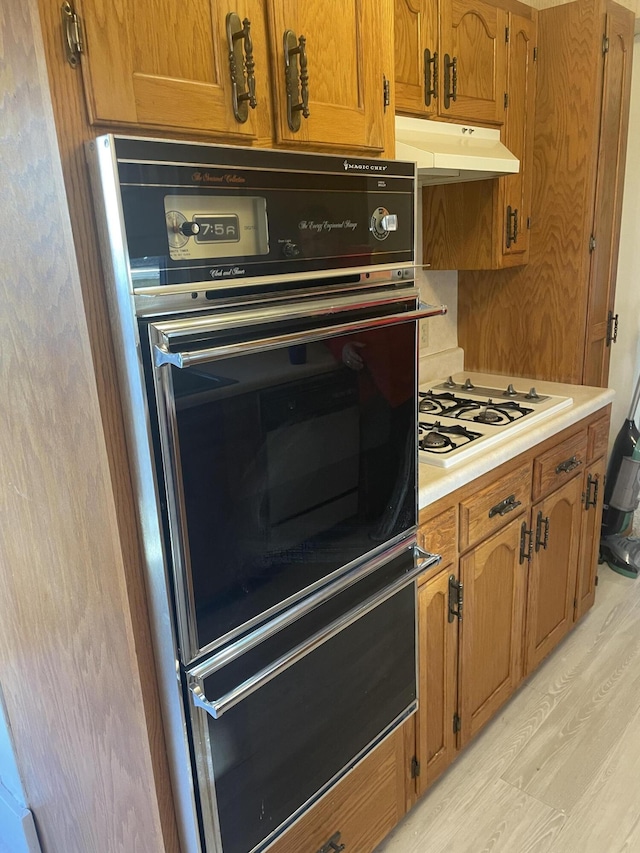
[600, 371, 640, 578]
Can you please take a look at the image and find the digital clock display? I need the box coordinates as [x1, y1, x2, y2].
[194, 215, 240, 243]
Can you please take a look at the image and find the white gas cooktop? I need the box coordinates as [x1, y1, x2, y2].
[418, 376, 573, 468]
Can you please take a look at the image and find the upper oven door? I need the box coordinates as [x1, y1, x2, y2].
[148, 289, 437, 663]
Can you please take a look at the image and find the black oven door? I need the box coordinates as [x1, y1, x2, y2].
[148, 288, 429, 661]
[187, 544, 437, 853]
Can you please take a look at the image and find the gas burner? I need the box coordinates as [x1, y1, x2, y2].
[418, 421, 482, 455]
[418, 391, 460, 416]
[474, 403, 504, 424]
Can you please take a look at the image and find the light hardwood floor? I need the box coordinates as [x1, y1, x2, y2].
[376, 559, 640, 853]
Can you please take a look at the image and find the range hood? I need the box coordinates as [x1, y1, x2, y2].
[395, 116, 519, 186]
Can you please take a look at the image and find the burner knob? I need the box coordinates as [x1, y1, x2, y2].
[504, 383, 518, 397]
[525, 387, 540, 400]
[444, 376, 456, 388]
[463, 378, 475, 390]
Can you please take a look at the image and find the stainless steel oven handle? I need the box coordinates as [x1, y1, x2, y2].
[189, 546, 440, 720]
[155, 305, 445, 369]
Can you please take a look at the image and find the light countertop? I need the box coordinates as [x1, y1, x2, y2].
[418, 372, 614, 510]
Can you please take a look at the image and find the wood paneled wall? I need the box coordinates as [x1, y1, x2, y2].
[0, 1, 178, 850]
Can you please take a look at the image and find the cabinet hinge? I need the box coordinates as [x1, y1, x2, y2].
[533, 46, 538, 62]
[527, 216, 531, 230]
[411, 756, 421, 778]
[453, 713, 461, 734]
[504, 92, 509, 109]
[383, 75, 390, 111]
[603, 35, 610, 54]
[61, 1, 84, 68]
[574, 598, 578, 609]
[596, 575, 599, 586]
[505, 26, 510, 43]
[589, 234, 597, 252]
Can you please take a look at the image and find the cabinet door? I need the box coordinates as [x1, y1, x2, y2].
[268, 0, 390, 152]
[575, 457, 606, 621]
[458, 518, 526, 746]
[583, 1, 634, 387]
[76, 0, 272, 140]
[439, 0, 507, 125]
[500, 13, 537, 263]
[395, 0, 439, 117]
[416, 567, 458, 795]
[525, 476, 583, 674]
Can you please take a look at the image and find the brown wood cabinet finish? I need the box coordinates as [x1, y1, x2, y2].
[458, 0, 634, 386]
[265, 722, 409, 853]
[417, 565, 459, 792]
[458, 516, 527, 744]
[575, 456, 606, 621]
[415, 406, 610, 803]
[73, 0, 394, 154]
[421, 5, 537, 271]
[395, 0, 509, 125]
[525, 475, 583, 674]
[418, 505, 458, 571]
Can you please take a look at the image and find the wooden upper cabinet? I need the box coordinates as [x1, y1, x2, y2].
[395, 0, 506, 125]
[583, 0, 634, 387]
[439, 0, 507, 126]
[75, 0, 273, 140]
[268, 0, 391, 153]
[500, 13, 537, 263]
[74, 0, 394, 154]
[395, 0, 438, 117]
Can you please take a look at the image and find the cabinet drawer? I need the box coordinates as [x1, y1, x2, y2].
[266, 724, 406, 853]
[418, 506, 457, 576]
[533, 431, 588, 501]
[459, 462, 531, 551]
[587, 411, 610, 463]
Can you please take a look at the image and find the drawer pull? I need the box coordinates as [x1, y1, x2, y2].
[535, 511, 549, 551]
[316, 832, 346, 853]
[488, 494, 522, 518]
[584, 473, 600, 509]
[556, 455, 582, 474]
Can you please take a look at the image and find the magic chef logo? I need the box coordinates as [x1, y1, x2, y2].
[343, 159, 389, 172]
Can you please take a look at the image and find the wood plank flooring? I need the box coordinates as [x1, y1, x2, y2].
[375, 561, 640, 853]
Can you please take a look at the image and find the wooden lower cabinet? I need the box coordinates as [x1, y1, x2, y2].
[416, 566, 459, 794]
[524, 475, 583, 675]
[266, 721, 409, 853]
[575, 457, 606, 621]
[458, 517, 527, 745]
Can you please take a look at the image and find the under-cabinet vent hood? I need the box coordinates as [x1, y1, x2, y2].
[395, 116, 519, 186]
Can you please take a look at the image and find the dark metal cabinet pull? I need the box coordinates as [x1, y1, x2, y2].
[584, 473, 599, 509]
[444, 54, 457, 108]
[519, 522, 533, 564]
[506, 206, 518, 248]
[535, 511, 549, 551]
[424, 48, 438, 106]
[448, 575, 463, 622]
[226, 13, 258, 123]
[556, 455, 582, 475]
[488, 494, 522, 518]
[284, 29, 310, 132]
[316, 832, 345, 853]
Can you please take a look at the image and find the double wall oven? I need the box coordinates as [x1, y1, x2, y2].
[88, 136, 444, 853]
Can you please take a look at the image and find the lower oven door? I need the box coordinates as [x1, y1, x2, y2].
[149, 287, 438, 662]
[187, 544, 438, 853]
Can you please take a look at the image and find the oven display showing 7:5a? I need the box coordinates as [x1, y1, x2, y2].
[194, 215, 240, 243]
